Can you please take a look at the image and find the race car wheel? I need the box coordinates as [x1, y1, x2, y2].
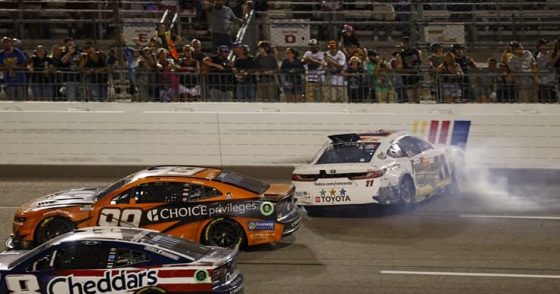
[203, 218, 245, 248]
[35, 217, 75, 245]
[399, 176, 416, 207]
[135, 287, 166, 294]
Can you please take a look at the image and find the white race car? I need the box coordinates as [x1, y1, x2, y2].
[292, 131, 463, 212]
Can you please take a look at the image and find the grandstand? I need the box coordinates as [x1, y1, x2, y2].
[0, 0, 558, 103]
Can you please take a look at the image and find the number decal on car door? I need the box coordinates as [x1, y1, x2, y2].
[5, 274, 41, 293]
[98, 208, 142, 227]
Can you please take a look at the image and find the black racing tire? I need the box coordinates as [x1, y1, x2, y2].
[202, 218, 245, 249]
[399, 176, 417, 207]
[135, 287, 166, 294]
[35, 217, 76, 245]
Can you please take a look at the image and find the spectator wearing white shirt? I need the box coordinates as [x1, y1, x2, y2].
[506, 41, 537, 103]
[324, 40, 347, 103]
[302, 39, 325, 102]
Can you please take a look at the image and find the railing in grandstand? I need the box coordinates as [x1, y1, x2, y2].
[0, 70, 557, 104]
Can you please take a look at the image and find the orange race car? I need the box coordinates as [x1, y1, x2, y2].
[9, 166, 301, 250]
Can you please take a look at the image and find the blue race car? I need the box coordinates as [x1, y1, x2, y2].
[0, 227, 243, 294]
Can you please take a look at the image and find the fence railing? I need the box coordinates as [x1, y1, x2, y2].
[1, 69, 558, 103]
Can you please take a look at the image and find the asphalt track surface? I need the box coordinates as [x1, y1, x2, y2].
[1, 171, 559, 294]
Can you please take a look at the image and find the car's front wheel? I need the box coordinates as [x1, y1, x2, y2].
[399, 176, 417, 207]
[202, 218, 245, 248]
[35, 217, 76, 245]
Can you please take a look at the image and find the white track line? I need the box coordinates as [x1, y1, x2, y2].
[380, 270, 560, 279]
[459, 214, 560, 220]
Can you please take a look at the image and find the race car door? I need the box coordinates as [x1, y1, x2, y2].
[397, 136, 438, 198]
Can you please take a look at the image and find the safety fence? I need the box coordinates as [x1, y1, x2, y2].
[1, 70, 558, 103]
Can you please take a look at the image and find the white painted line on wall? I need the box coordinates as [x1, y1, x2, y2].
[459, 214, 560, 220]
[380, 270, 560, 279]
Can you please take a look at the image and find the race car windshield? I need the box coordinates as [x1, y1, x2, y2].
[214, 171, 270, 194]
[127, 231, 210, 261]
[94, 175, 133, 201]
[316, 142, 380, 164]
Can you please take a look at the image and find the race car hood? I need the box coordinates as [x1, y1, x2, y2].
[294, 163, 382, 175]
[0, 250, 27, 270]
[261, 184, 294, 201]
[21, 187, 98, 212]
[198, 246, 238, 267]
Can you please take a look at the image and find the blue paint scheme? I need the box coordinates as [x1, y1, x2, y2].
[450, 120, 471, 149]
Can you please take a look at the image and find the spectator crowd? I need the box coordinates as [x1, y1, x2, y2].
[1, 14, 559, 103]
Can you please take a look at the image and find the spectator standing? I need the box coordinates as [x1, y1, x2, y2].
[49, 44, 65, 100]
[157, 48, 182, 102]
[191, 39, 209, 98]
[535, 38, 557, 103]
[302, 39, 325, 102]
[451, 44, 477, 102]
[435, 52, 463, 103]
[255, 41, 279, 102]
[80, 42, 109, 101]
[496, 63, 517, 103]
[344, 56, 367, 103]
[0, 37, 27, 100]
[427, 42, 445, 69]
[58, 38, 83, 101]
[178, 45, 201, 101]
[395, 36, 422, 103]
[475, 58, 499, 103]
[137, 47, 159, 101]
[364, 49, 379, 102]
[233, 44, 257, 101]
[324, 40, 347, 103]
[390, 51, 406, 102]
[339, 24, 360, 54]
[204, 45, 234, 101]
[375, 56, 395, 103]
[506, 41, 537, 103]
[202, 0, 244, 48]
[28, 45, 55, 100]
[280, 47, 305, 103]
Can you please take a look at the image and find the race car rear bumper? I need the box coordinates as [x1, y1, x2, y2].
[372, 185, 401, 205]
[278, 208, 301, 237]
[6, 232, 33, 250]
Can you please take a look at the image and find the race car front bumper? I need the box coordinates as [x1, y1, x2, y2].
[213, 273, 244, 294]
[278, 208, 301, 237]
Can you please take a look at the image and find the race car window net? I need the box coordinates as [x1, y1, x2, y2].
[108, 248, 150, 268]
[124, 230, 210, 261]
[316, 142, 380, 164]
[214, 171, 270, 194]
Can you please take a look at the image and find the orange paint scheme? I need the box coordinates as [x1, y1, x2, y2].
[10, 166, 301, 249]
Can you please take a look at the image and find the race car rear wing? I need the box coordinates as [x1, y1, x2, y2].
[328, 133, 361, 143]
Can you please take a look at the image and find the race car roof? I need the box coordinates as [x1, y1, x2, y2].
[328, 131, 398, 143]
[132, 166, 222, 181]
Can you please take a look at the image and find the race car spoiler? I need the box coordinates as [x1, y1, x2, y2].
[328, 133, 361, 143]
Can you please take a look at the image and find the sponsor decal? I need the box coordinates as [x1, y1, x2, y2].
[145, 202, 264, 224]
[47, 269, 158, 294]
[259, 202, 275, 217]
[412, 120, 471, 149]
[143, 245, 180, 260]
[249, 232, 276, 240]
[314, 181, 353, 187]
[315, 188, 351, 203]
[248, 221, 275, 231]
[194, 269, 209, 283]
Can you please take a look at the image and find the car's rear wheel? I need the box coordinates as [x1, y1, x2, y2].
[202, 218, 245, 248]
[35, 217, 75, 245]
[399, 176, 417, 207]
[135, 287, 166, 294]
